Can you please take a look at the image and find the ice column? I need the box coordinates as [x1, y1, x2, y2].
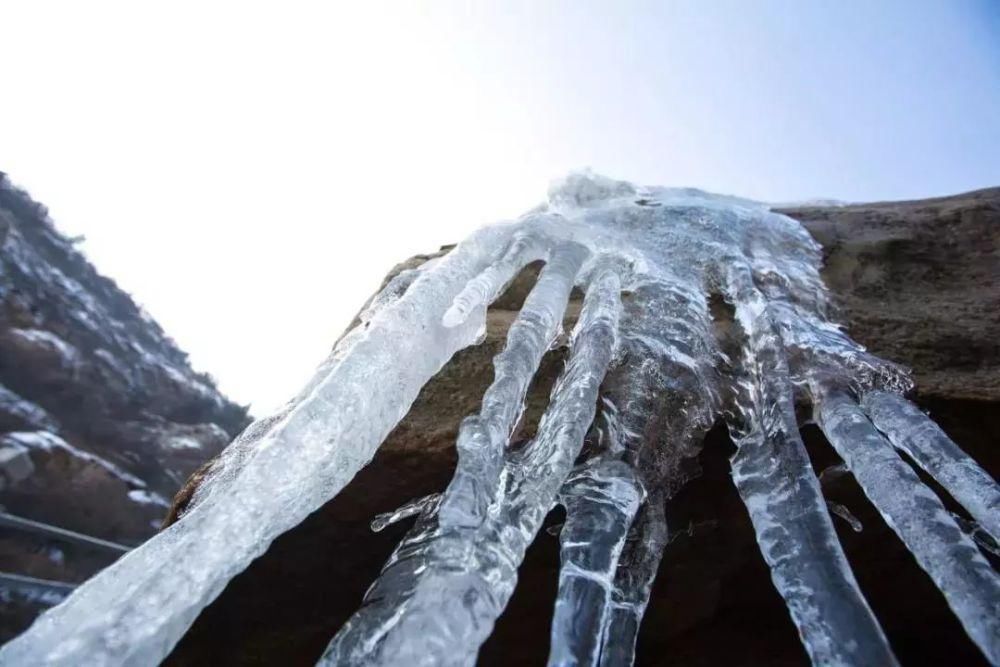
[319, 265, 622, 667]
[815, 388, 1000, 663]
[726, 280, 897, 666]
[862, 390, 1000, 543]
[548, 458, 643, 667]
[440, 241, 584, 528]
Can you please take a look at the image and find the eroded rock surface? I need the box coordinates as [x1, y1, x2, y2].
[779, 188, 1000, 403]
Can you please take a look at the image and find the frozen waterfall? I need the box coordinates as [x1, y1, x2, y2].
[2, 172, 997, 666]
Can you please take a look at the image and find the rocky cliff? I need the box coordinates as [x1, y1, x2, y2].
[779, 188, 1000, 403]
[162, 186, 998, 666]
[0, 174, 248, 637]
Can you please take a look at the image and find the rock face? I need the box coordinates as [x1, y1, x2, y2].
[0, 174, 248, 638]
[777, 188, 1000, 403]
[160, 186, 999, 666]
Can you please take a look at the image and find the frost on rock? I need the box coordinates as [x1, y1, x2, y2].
[0, 573, 75, 609]
[0, 431, 156, 496]
[3, 171, 998, 666]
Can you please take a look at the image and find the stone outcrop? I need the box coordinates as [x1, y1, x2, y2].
[0, 174, 249, 639]
[778, 188, 1000, 403]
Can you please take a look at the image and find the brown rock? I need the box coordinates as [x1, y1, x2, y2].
[777, 187, 1000, 402]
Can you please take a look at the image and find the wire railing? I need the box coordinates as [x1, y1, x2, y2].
[0, 511, 131, 610]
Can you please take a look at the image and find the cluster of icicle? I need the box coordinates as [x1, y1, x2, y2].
[2, 172, 998, 667]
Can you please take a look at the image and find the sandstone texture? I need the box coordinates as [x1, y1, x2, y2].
[778, 187, 1000, 403]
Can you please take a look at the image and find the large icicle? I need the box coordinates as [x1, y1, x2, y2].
[0, 224, 513, 667]
[597, 496, 668, 667]
[358, 258, 439, 324]
[725, 270, 897, 666]
[320, 265, 622, 667]
[581, 274, 720, 665]
[814, 388, 1000, 663]
[443, 231, 548, 328]
[597, 278, 721, 489]
[548, 458, 643, 667]
[861, 390, 1000, 543]
[440, 241, 585, 528]
[578, 273, 721, 666]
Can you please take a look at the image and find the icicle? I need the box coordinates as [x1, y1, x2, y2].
[359, 260, 439, 324]
[0, 224, 513, 667]
[575, 274, 723, 666]
[827, 502, 863, 533]
[319, 266, 622, 667]
[818, 462, 849, 487]
[510, 265, 622, 520]
[815, 388, 1000, 663]
[597, 495, 668, 667]
[725, 276, 897, 666]
[731, 406, 894, 667]
[371, 493, 441, 533]
[578, 274, 721, 664]
[861, 390, 1000, 543]
[440, 242, 588, 528]
[548, 458, 642, 667]
[443, 231, 548, 328]
[596, 277, 720, 496]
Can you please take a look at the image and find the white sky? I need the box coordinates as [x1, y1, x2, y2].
[2, 2, 998, 413]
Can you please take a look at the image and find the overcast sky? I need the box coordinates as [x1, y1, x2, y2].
[2, 1, 998, 412]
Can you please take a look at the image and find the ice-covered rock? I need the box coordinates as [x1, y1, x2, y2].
[161, 183, 998, 667]
[3, 173, 998, 666]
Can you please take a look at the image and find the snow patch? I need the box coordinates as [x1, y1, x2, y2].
[1, 431, 148, 490]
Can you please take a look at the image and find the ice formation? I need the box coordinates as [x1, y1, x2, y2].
[2, 172, 998, 666]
